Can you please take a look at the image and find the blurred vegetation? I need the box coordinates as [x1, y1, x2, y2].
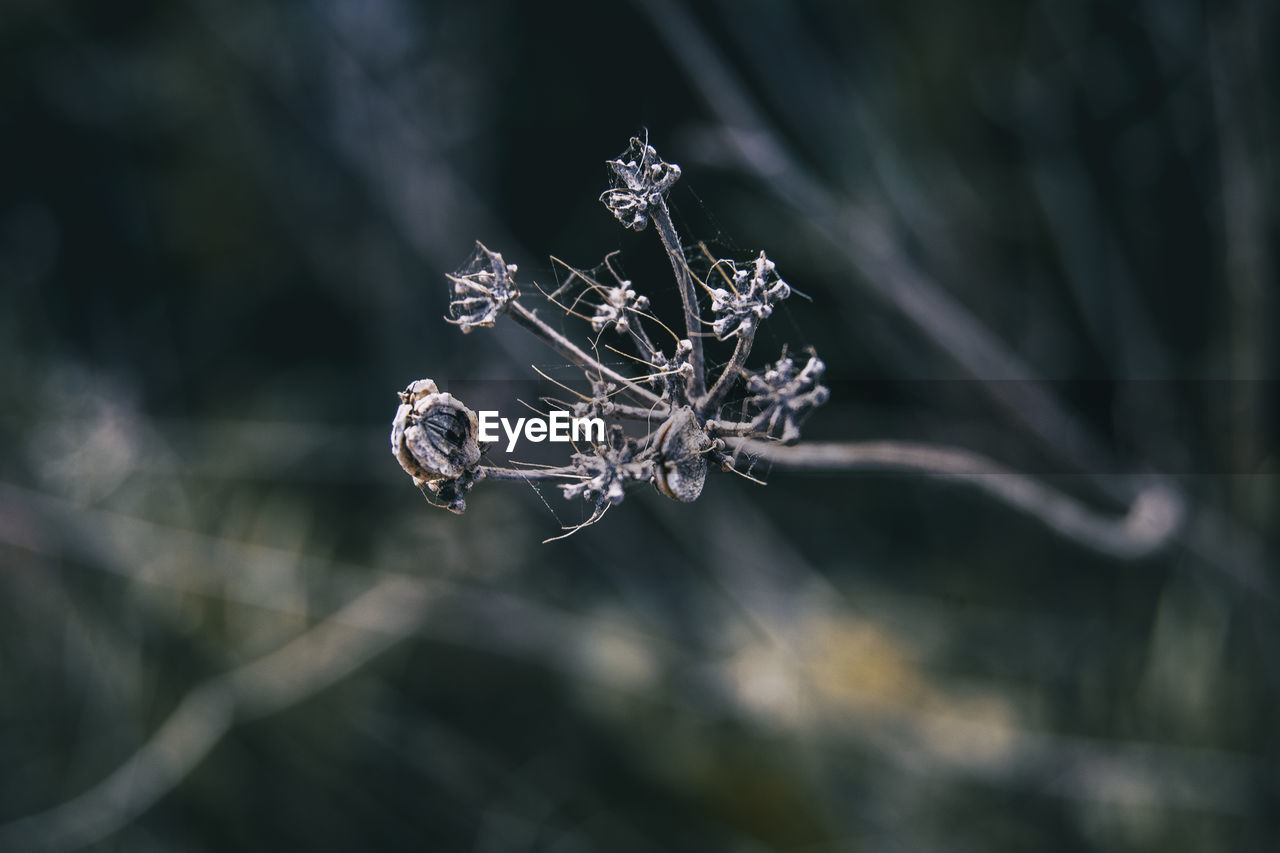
[0, 0, 1275, 851]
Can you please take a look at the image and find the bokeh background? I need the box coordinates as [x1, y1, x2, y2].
[1, 0, 1276, 850]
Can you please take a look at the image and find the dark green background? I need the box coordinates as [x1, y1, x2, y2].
[1, 1, 1275, 850]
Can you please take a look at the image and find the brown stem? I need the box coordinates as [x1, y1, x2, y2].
[650, 201, 706, 398]
[722, 438, 1185, 560]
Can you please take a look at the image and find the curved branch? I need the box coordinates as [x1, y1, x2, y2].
[0, 575, 435, 853]
[722, 438, 1185, 560]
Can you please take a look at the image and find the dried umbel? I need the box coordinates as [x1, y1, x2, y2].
[708, 252, 791, 340]
[389, 136, 828, 538]
[744, 353, 829, 444]
[599, 136, 682, 232]
[562, 424, 650, 509]
[445, 242, 519, 333]
[588, 282, 648, 335]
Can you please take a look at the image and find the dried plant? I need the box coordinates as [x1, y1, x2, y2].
[393, 136, 1182, 555]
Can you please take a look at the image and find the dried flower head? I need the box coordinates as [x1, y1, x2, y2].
[561, 424, 651, 509]
[395, 136, 829, 538]
[599, 137, 681, 232]
[390, 378, 484, 513]
[445, 241, 519, 333]
[589, 282, 649, 335]
[744, 353, 829, 443]
[709, 252, 792, 340]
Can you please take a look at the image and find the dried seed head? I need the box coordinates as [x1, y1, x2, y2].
[446, 241, 519, 333]
[599, 137, 681, 232]
[570, 379, 620, 421]
[589, 282, 649, 335]
[745, 353, 829, 444]
[391, 378, 483, 513]
[562, 424, 651, 509]
[709, 252, 791, 340]
[653, 407, 713, 502]
[408, 136, 835, 532]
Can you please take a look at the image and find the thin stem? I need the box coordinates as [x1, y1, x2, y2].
[608, 401, 673, 420]
[703, 418, 761, 437]
[508, 301, 662, 406]
[599, 251, 662, 361]
[628, 304, 683, 348]
[699, 318, 757, 416]
[477, 465, 580, 482]
[626, 312, 660, 362]
[722, 438, 1185, 561]
[650, 200, 706, 397]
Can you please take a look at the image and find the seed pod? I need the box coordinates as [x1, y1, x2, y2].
[653, 406, 712, 502]
[391, 379, 482, 486]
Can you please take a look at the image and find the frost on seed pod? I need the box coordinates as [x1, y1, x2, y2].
[391, 378, 483, 513]
[653, 407, 713, 502]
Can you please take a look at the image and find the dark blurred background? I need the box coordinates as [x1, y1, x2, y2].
[1, 0, 1276, 850]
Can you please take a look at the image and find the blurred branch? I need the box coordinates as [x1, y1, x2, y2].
[0, 479, 1265, 844]
[633, 0, 1128, 497]
[192, 0, 551, 374]
[1209, 0, 1275, 516]
[634, 0, 1277, 602]
[724, 438, 1184, 561]
[0, 574, 436, 853]
[651, 490, 1265, 817]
